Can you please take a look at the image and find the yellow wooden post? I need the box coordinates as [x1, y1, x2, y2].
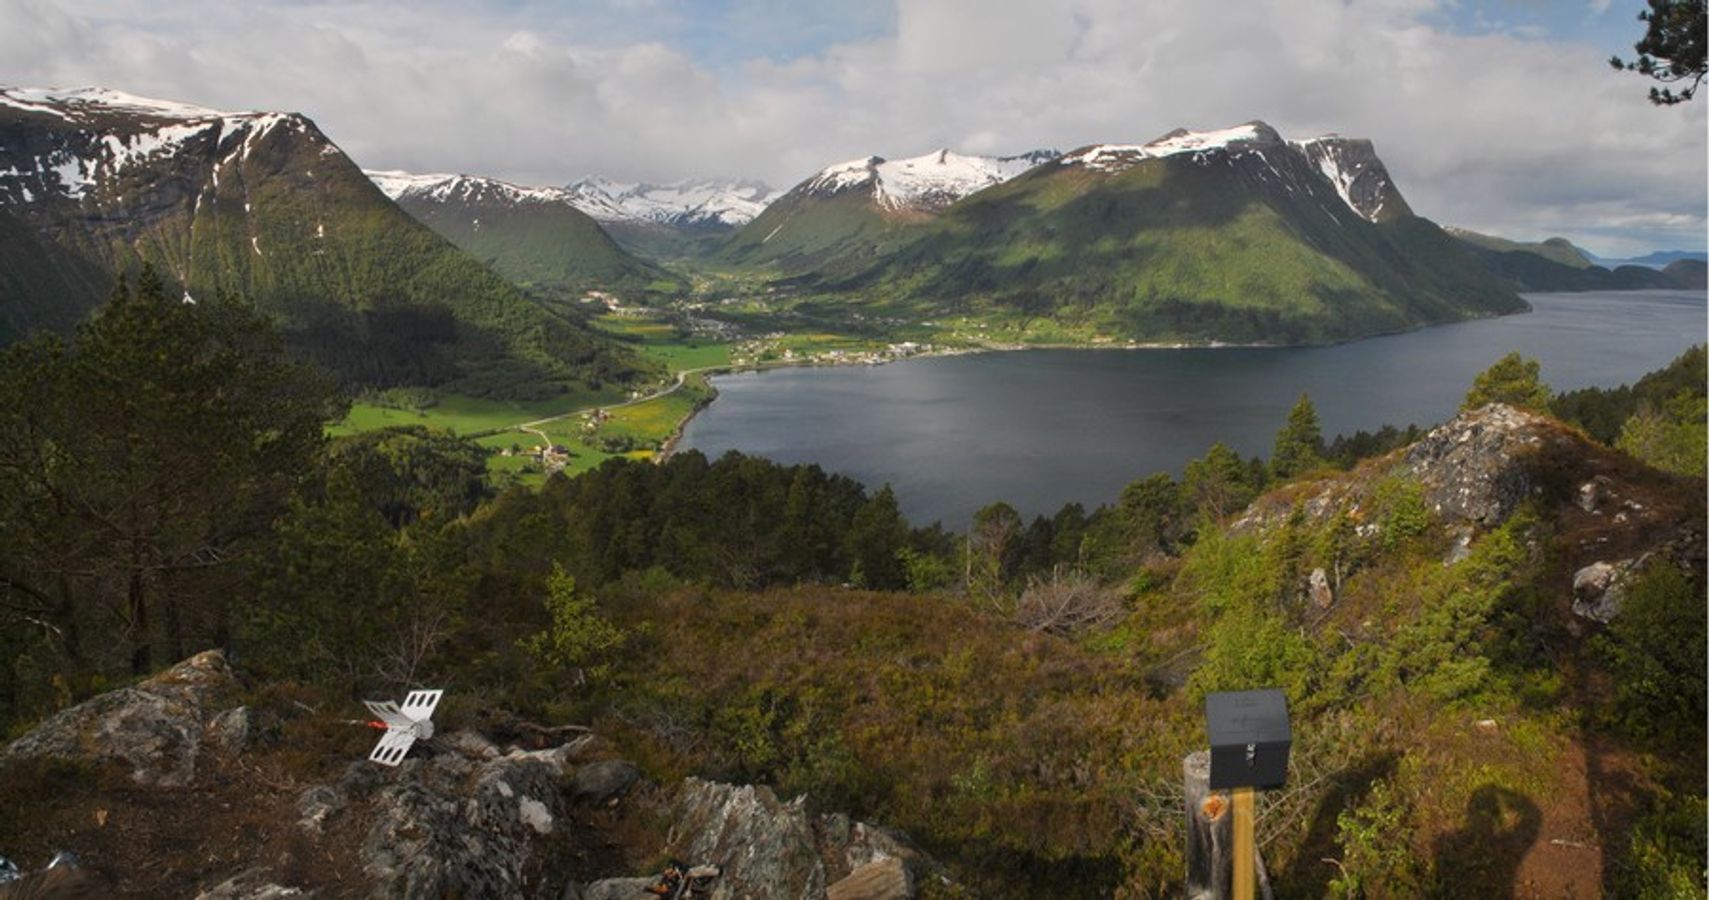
[1232, 786, 1255, 900]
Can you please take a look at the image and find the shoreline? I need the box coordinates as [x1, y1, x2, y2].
[574, 296, 1648, 468]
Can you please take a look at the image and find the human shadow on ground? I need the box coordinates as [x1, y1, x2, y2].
[1430, 784, 1542, 898]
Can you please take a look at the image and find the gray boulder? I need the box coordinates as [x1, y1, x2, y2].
[1, 649, 237, 786]
[1572, 559, 1639, 623]
[1307, 568, 1334, 608]
[570, 759, 640, 806]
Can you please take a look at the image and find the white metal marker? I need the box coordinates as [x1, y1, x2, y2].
[363, 689, 443, 766]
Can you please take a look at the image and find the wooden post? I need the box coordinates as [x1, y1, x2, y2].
[1185, 751, 1274, 900]
[1184, 750, 1231, 900]
[1233, 786, 1255, 900]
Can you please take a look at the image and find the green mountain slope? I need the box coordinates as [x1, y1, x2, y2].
[719, 184, 914, 273]
[1447, 226, 1703, 292]
[0, 88, 650, 397]
[368, 171, 684, 297]
[1445, 227, 1594, 268]
[811, 124, 1526, 344]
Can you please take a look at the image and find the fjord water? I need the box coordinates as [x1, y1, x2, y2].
[681, 291, 1707, 526]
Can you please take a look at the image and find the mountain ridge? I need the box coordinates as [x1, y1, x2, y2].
[728, 120, 1525, 345]
[0, 85, 649, 396]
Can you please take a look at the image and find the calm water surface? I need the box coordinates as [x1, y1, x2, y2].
[680, 291, 1707, 526]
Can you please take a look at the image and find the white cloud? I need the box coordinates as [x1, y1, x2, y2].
[0, 0, 1702, 252]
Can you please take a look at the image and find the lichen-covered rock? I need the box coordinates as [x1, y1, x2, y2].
[667, 780, 945, 900]
[672, 780, 825, 898]
[1401, 404, 1566, 527]
[1, 649, 237, 786]
[353, 747, 572, 899]
[205, 705, 271, 756]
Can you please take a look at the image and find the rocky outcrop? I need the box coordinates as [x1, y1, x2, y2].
[0, 649, 239, 786]
[297, 745, 577, 899]
[1401, 404, 1568, 527]
[660, 779, 941, 900]
[3, 649, 953, 900]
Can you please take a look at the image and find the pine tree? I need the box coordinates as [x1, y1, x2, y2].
[1463, 352, 1551, 412]
[1184, 443, 1259, 520]
[845, 485, 908, 590]
[0, 267, 340, 678]
[1610, 0, 1707, 105]
[1271, 393, 1325, 480]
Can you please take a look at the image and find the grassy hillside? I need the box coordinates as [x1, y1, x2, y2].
[1450, 231, 1697, 292]
[717, 187, 920, 274]
[393, 190, 686, 299]
[1447, 228, 1595, 268]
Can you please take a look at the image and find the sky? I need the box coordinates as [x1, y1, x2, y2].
[2, 0, 1704, 256]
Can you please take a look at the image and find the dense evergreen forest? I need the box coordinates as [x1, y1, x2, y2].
[0, 275, 1703, 896]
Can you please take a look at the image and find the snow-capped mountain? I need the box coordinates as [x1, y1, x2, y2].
[366, 169, 573, 206]
[0, 87, 639, 391]
[0, 87, 326, 208]
[719, 146, 1061, 270]
[798, 148, 1060, 213]
[362, 169, 678, 292]
[562, 177, 779, 229]
[725, 118, 1523, 346]
[1059, 122, 1406, 223]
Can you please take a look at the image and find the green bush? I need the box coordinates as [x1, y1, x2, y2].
[1329, 780, 1424, 898]
[521, 565, 629, 684]
[1594, 562, 1707, 737]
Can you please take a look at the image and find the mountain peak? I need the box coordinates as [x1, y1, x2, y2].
[1054, 122, 1404, 223]
[797, 147, 1060, 213]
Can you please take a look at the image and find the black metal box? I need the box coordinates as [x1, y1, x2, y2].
[1205, 688, 1291, 790]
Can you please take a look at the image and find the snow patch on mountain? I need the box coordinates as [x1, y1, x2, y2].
[1058, 122, 1396, 223]
[366, 170, 585, 209]
[563, 177, 779, 227]
[0, 88, 323, 206]
[1289, 136, 1392, 222]
[1062, 123, 1281, 174]
[0, 87, 237, 121]
[799, 148, 1059, 212]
